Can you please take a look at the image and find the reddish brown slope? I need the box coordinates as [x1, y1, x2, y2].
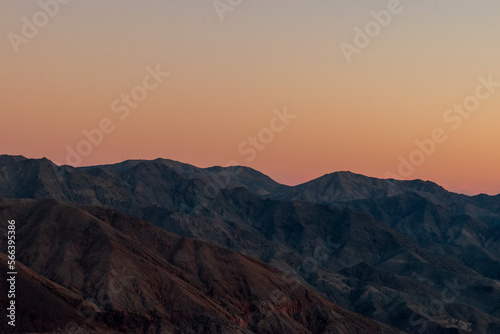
[0, 252, 108, 333]
[0, 198, 400, 333]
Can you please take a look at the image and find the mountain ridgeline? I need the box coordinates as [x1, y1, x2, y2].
[1, 155, 499, 333]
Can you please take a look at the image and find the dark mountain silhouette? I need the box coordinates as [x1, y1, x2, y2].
[1, 155, 500, 333]
[80, 158, 289, 196]
[269, 171, 485, 206]
[265, 171, 500, 281]
[0, 198, 398, 334]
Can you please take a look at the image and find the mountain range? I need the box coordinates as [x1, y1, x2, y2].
[1, 155, 499, 333]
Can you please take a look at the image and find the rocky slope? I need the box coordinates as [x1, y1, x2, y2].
[0, 198, 398, 334]
[1, 155, 500, 333]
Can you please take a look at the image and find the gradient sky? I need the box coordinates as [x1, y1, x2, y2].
[1, 0, 500, 195]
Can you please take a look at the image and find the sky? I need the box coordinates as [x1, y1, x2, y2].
[1, 0, 500, 195]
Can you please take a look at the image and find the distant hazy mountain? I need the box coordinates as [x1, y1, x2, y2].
[1, 155, 500, 333]
[0, 198, 397, 334]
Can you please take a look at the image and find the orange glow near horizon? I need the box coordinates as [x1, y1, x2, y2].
[1, 1, 500, 195]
